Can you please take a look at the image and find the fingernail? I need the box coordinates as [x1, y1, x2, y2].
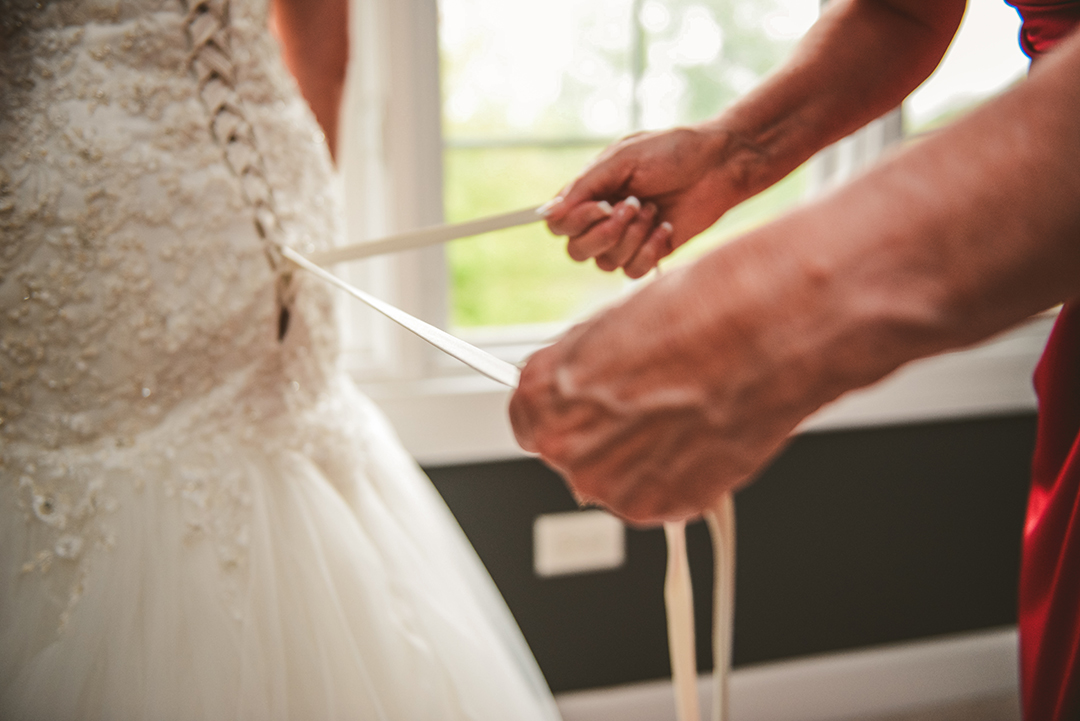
[617, 197, 640, 221]
[596, 200, 614, 215]
[660, 221, 673, 233]
[536, 196, 564, 217]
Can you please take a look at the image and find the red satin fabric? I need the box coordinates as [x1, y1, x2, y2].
[1008, 1, 1080, 58]
[1025, 303, 1080, 720]
[999, 5, 1080, 719]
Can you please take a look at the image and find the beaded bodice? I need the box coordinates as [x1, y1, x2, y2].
[0, 0, 348, 618]
[0, 0, 342, 449]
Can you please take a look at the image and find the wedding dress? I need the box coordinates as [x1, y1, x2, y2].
[0, 1, 562, 719]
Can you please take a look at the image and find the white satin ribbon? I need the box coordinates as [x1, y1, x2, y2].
[706, 495, 736, 721]
[665, 520, 702, 721]
[306, 205, 544, 266]
[287, 232, 736, 721]
[664, 496, 735, 721]
[282, 246, 521, 388]
[283, 204, 549, 386]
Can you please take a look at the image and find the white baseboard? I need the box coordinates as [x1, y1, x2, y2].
[555, 626, 1020, 721]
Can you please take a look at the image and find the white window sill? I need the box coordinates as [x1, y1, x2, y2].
[359, 313, 1053, 468]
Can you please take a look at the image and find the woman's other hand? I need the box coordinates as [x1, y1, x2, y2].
[540, 124, 764, 278]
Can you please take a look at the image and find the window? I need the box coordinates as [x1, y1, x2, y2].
[440, 0, 818, 337]
[905, 0, 1028, 134]
[343, 0, 1048, 465]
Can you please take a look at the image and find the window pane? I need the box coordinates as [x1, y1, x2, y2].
[444, 145, 624, 327]
[441, 0, 635, 141]
[633, 0, 817, 130]
[905, 0, 1028, 132]
[440, 0, 818, 331]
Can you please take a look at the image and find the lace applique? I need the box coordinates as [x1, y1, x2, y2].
[1, 0, 342, 631]
[8, 447, 120, 632]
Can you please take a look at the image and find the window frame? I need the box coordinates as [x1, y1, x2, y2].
[344, 0, 1049, 467]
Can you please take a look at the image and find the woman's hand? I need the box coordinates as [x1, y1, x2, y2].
[512, 25, 1080, 522]
[508, 238, 832, 525]
[541, 124, 765, 278]
[539, 0, 968, 280]
[511, 0, 990, 524]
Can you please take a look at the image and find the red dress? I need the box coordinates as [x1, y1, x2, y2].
[1009, 2, 1080, 57]
[1025, 302, 1080, 720]
[1009, 5, 1080, 718]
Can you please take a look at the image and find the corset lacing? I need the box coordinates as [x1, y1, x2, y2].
[183, 0, 295, 339]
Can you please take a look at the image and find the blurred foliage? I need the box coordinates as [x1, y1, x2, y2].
[444, 145, 809, 328]
[444, 145, 625, 328]
[440, 0, 812, 328]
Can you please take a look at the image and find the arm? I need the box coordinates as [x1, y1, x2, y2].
[543, 0, 967, 277]
[270, 0, 348, 161]
[511, 25, 1080, 524]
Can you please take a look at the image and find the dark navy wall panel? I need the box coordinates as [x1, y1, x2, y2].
[425, 413, 1036, 693]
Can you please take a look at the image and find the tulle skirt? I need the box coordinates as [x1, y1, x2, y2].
[0, 372, 560, 721]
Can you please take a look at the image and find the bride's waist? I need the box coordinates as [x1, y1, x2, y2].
[0, 334, 339, 448]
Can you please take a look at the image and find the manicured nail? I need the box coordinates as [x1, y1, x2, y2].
[597, 200, 614, 214]
[536, 196, 564, 217]
[616, 196, 641, 221]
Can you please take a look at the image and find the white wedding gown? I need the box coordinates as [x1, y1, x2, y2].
[0, 1, 561, 719]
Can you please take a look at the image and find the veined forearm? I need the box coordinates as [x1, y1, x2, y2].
[699, 0, 965, 197]
[513, 1, 1080, 522]
[837, 26, 1080, 348]
[694, 26, 1080, 411]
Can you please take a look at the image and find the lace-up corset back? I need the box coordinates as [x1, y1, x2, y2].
[0, 0, 341, 448]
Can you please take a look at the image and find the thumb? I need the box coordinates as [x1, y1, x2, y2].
[543, 150, 634, 224]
